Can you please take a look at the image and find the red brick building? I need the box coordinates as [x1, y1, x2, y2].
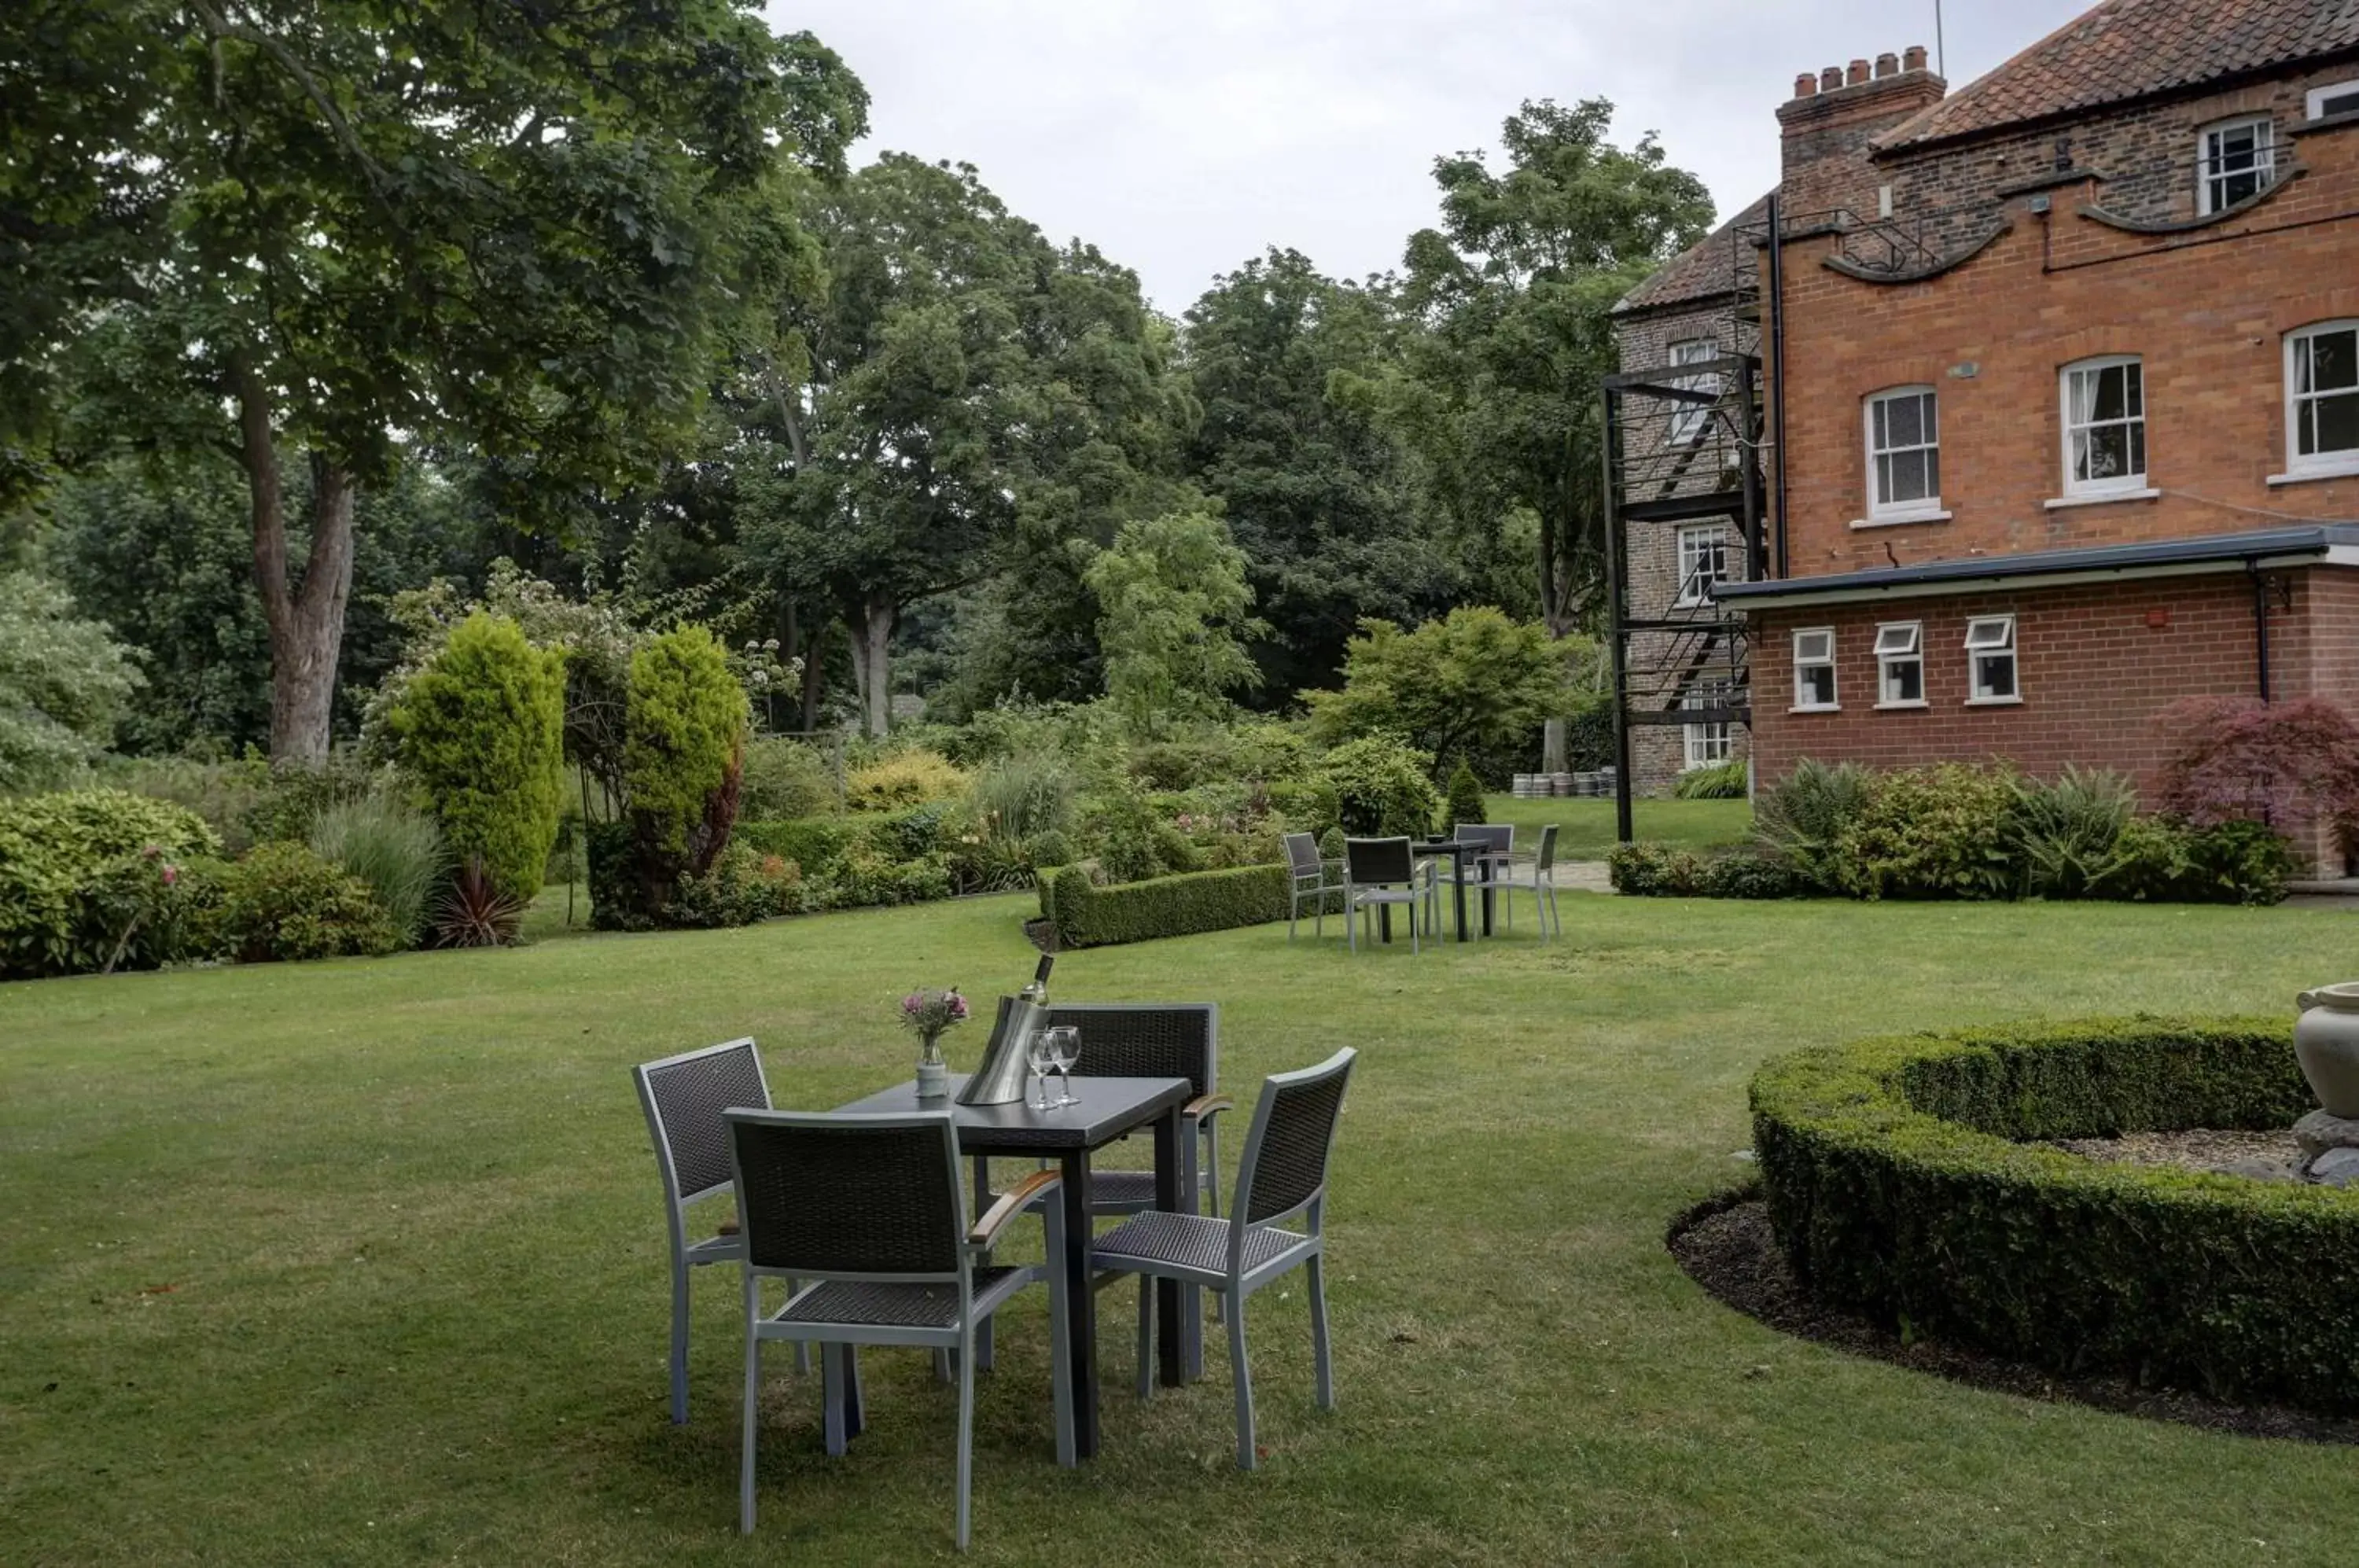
[1616, 0, 2359, 850]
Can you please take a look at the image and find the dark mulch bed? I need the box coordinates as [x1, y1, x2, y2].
[1667, 1191, 2359, 1445]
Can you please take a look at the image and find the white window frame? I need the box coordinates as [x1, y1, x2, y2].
[2280, 321, 2359, 482]
[1666, 337, 1718, 445]
[2197, 116, 2276, 214]
[2308, 79, 2359, 121]
[1674, 524, 1728, 608]
[2059, 355, 2147, 498]
[1792, 627, 1838, 712]
[1874, 621, 1925, 708]
[1964, 615, 2019, 705]
[1863, 386, 1943, 523]
[1682, 678, 1733, 768]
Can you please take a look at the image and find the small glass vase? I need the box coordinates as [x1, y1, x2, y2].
[915, 1029, 949, 1099]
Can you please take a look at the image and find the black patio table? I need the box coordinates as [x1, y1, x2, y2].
[831, 1072, 1195, 1460]
[1412, 838, 1496, 941]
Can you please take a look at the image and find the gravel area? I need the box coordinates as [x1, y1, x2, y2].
[2047, 1127, 2306, 1180]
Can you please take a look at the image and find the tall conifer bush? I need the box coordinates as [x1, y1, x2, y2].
[385, 613, 565, 904]
[624, 626, 748, 873]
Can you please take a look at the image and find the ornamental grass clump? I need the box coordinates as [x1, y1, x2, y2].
[308, 795, 448, 947]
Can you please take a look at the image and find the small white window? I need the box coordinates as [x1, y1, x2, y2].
[1675, 525, 1728, 607]
[1877, 183, 1894, 219]
[2309, 79, 2359, 121]
[1875, 621, 1924, 706]
[1965, 616, 2019, 703]
[2061, 356, 2146, 495]
[2287, 322, 2359, 476]
[1666, 338, 1718, 444]
[1793, 627, 1838, 710]
[1865, 387, 1941, 519]
[2198, 116, 2275, 213]
[1683, 678, 1732, 767]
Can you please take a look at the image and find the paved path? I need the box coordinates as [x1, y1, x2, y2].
[1561, 860, 1613, 893]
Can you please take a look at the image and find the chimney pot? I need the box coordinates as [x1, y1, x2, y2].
[1820, 66, 1843, 92]
[1848, 58, 1870, 86]
[1904, 44, 1928, 72]
[1793, 72, 1818, 98]
[1875, 52, 1899, 79]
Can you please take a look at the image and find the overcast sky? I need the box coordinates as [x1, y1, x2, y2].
[771, 0, 2095, 315]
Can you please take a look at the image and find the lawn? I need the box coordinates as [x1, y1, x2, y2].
[4, 871, 2353, 1563]
[1481, 792, 1750, 859]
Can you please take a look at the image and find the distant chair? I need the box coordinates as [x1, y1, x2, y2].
[1497, 823, 1564, 940]
[725, 1109, 1074, 1547]
[1096, 1047, 1358, 1469]
[1342, 837, 1432, 954]
[1284, 832, 1341, 941]
[632, 1038, 804, 1426]
[1431, 823, 1513, 934]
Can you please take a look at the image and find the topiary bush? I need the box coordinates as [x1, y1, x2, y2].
[625, 624, 748, 862]
[1316, 734, 1441, 840]
[1043, 862, 1289, 948]
[385, 612, 565, 904]
[1750, 1017, 2359, 1412]
[0, 789, 220, 979]
[201, 841, 400, 963]
[1444, 758, 1485, 828]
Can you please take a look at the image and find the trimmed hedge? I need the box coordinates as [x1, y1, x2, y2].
[1040, 862, 1288, 948]
[1750, 1017, 2359, 1412]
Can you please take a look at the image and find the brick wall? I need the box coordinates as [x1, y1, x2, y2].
[1767, 105, 2359, 583]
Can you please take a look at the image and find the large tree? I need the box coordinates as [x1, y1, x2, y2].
[1179, 250, 1462, 699]
[1395, 99, 1712, 641]
[2, 0, 863, 759]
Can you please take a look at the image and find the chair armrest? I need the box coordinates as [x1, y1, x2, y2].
[717, 1218, 740, 1237]
[969, 1169, 1061, 1248]
[1182, 1093, 1233, 1124]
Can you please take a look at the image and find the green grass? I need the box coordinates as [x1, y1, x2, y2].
[1480, 793, 1750, 859]
[6, 887, 2356, 1563]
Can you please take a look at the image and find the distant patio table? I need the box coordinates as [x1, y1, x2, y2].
[831, 1073, 1195, 1460]
[1412, 838, 1496, 941]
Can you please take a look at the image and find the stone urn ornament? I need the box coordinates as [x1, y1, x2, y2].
[2295, 984, 2359, 1117]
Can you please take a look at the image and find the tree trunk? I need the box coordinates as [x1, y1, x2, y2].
[1542, 717, 1568, 773]
[800, 609, 827, 731]
[234, 359, 359, 763]
[849, 594, 896, 738]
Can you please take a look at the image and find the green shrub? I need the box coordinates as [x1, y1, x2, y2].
[242, 753, 385, 846]
[1317, 826, 1345, 864]
[307, 796, 448, 947]
[0, 789, 220, 979]
[1750, 1017, 2359, 1413]
[1836, 761, 2018, 900]
[1754, 758, 1870, 890]
[738, 736, 841, 821]
[2100, 816, 2294, 906]
[1028, 829, 1076, 869]
[1316, 734, 1441, 840]
[1700, 848, 1805, 900]
[1044, 862, 1289, 948]
[1130, 735, 1230, 791]
[1444, 758, 1485, 828]
[1265, 778, 1341, 837]
[733, 817, 862, 880]
[969, 750, 1074, 844]
[624, 624, 748, 859]
[1607, 841, 1706, 896]
[202, 841, 399, 964]
[385, 612, 565, 904]
[583, 820, 646, 932]
[1231, 720, 1312, 782]
[668, 842, 808, 928]
[846, 749, 966, 810]
[1675, 758, 1749, 800]
[2010, 764, 2136, 898]
[823, 844, 954, 909]
[109, 755, 274, 854]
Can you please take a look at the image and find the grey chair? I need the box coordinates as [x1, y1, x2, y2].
[633, 1038, 804, 1425]
[726, 1108, 1075, 1548]
[1283, 832, 1340, 940]
[1036, 1003, 1231, 1220]
[1431, 823, 1513, 934]
[1095, 1047, 1358, 1469]
[1342, 837, 1432, 954]
[1497, 823, 1564, 940]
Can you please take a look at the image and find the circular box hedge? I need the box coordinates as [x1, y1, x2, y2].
[1750, 1017, 2359, 1413]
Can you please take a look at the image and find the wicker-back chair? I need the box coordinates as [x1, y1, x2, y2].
[725, 1109, 1073, 1547]
[1499, 823, 1565, 940]
[1036, 1003, 1230, 1219]
[1342, 837, 1430, 954]
[1283, 832, 1338, 941]
[1431, 823, 1514, 935]
[1092, 1047, 1358, 1469]
[633, 1038, 803, 1423]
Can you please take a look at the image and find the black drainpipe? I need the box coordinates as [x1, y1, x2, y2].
[1765, 193, 1790, 580]
[2249, 559, 2273, 702]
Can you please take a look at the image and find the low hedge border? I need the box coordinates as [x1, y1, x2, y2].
[1750, 1016, 2359, 1412]
[1039, 862, 1288, 948]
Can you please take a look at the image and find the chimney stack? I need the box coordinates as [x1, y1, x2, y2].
[1779, 44, 1947, 215]
[1847, 58, 1871, 86]
[1820, 65, 1843, 93]
[1794, 72, 1818, 98]
[1904, 44, 1928, 72]
[1875, 52, 1899, 79]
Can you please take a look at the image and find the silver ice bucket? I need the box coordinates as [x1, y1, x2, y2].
[955, 994, 1047, 1106]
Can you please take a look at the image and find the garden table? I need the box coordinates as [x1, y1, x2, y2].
[1412, 839, 1496, 941]
[831, 1073, 1196, 1460]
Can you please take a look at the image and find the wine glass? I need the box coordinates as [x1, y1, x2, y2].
[1026, 1029, 1058, 1111]
[1049, 1025, 1081, 1108]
